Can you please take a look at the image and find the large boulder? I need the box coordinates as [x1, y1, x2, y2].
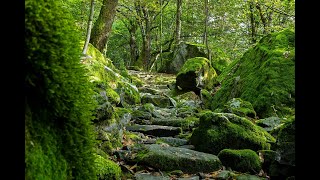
[211, 29, 295, 118]
[176, 57, 218, 95]
[190, 111, 275, 155]
[158, 42, 207, 74]
[135, 144, 222, 173]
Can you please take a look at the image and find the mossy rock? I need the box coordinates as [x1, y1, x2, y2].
[116, 81, 141, 108]
[211, 57, 231, 75]
[218, 149, 261, 174]
[83, 42, 141, 109]
[156, 137, 188, 147]
[151, 116, 199, 130]
[139, 103, 155, 113]
[255, 116, 284, 132]
[190, 112, 275, 155]
[158, 42, 207, 74]
[130, 75, 144, 87]
[94, 154, 122, 180]
[176, 57, 218, 95]
[268, 118, 295, 178]
[223, 98, 257, 119]
[135, 144, 222, 173]
[200, 89, 212, 109]
[141, 94, 172, 108]
[258, 150, 279, 174]
[212, 29, 295, 118]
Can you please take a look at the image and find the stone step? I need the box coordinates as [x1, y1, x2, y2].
[134, 144, 222, 173]
[125, 124, 182, 137]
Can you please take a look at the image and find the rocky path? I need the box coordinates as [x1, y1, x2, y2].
[114, 70, 266, 180]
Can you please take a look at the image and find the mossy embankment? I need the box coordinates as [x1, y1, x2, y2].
[25, 0, 122, 179]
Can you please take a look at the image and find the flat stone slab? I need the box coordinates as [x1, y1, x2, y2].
[151, 117, 197, 130]
[135, 173, 170, 180]
[125, 124, 182, 137]
[136, 144, 222, 173]
[157, 137, 188, 147]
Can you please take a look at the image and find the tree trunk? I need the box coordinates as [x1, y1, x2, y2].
[129, 21, 139, 66]
[82, 0, 95, 55]
[203, 0, 211, 61]
[90, 0, 119, 55]
[249, 1, 257, 44]
[256, 3, 268, 34]
[175, 0, 182, 45]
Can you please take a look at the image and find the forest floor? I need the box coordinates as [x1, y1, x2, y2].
[110, 70, 267, 180]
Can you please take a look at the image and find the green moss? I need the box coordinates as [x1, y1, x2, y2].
[200, 89, 212, 109]
[94, 154, 122, 180]
[26, 120, 68, 180]
[223, 98, 257, 119]
[114, 107, 132, 119]
[142, 103, 155, 113]
[105, 88, 120, 105]
[190, 112, 275, 155]
[130, 76, 144, 87]
[125, 131, 142, 141]
[212, 29, 295, 118]
[136, 144, 222, 173]
[25, 0, 98, 179]
[117, 81, 141, 106]
[176, 57, 218, 93]
[218, 149, 261, 174]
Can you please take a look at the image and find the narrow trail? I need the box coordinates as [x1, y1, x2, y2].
[114, 70, 222, 180]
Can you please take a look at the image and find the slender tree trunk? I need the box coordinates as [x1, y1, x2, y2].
[82, 0, 95, 55]
[256, 3, 268, 34]
[175, 0, 182, 45]
[160, 0, 163, 67]
[203, 0, 211, 61]
[128, 21, 139, 66]
[249, 1, 257, 44]
[90, 0, 119, 55]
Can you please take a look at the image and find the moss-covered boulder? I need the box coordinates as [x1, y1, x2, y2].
[176, 57, 218, 95]
[222, 98, 257, 119]
[82, 42, 141, 108]
[190, 112, 275, 155]
[135, 144, 222, 173]
[158, 42, 207, 74]
[218, 149, 261, 174]
[212, 29, 295, 118]
[94, 154, 122, 180]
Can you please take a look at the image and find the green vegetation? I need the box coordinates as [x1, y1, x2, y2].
[190, 111, 275, 155]
[135, 144, 222, 173]
[212, 29, 295, 118]
[218, 149, 261, 174]
[223, 98, 257, 119]
[25, 0, 98, 179]
[94, 154, 122, 180]
[26, 0, 295, 178]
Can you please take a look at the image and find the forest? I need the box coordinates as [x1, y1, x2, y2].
[25, 0, 295, 179]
